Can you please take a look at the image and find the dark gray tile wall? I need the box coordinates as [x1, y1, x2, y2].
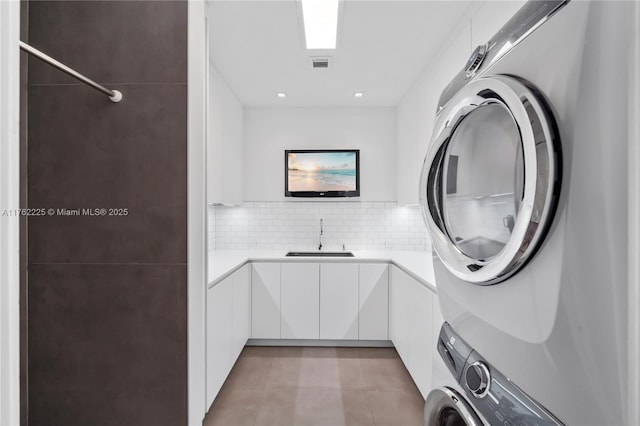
[25, 2, 188, 425]
[20, 2, 30, 425]
[27, 1, 187, 85]
[28, 264, 187, 426]
[27, 84, 187, 264]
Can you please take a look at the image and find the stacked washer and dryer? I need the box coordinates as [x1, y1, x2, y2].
[420, 1, 634, 425]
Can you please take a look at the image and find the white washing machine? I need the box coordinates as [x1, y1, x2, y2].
[426, 323, 562, 425]
[421, 1, 633, 425]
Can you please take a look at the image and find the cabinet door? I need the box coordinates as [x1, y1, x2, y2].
[207, 65, 244, 205]
[407, 281, 434, 399]
[206, 277, 233, 407]
[281, 263, 319, 339]
[251, 263, 280, 338]
[232, 265, 250, 359]
[390, 265, 438, 399]
[390, 266, 411, 361]
[389, 266, 398, 342]
[320, 263, 359, 339]
[359, 263, 389, 340]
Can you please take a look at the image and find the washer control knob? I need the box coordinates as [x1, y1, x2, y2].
[465, 44, 487, 77]
[465, 361, 491, 398]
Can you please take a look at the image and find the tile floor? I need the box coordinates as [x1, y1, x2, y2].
[203, 346, 425, 426]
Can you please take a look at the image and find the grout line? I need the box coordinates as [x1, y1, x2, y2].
[361, 371, 379, 426]
[249, 386, 266, 426]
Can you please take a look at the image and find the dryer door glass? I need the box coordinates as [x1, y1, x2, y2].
[442, 103, 524, 260]
[420, 75, 560, 285]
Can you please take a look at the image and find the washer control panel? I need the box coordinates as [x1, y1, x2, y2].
[437, 323, 564, 425]
[437, 322, 473, 382]
[464, 361, 490, 398]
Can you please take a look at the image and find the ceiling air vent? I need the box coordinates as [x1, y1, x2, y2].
[311, 58, 330, 69]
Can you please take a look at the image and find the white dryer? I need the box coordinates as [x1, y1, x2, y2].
[420, 1, 633, 425]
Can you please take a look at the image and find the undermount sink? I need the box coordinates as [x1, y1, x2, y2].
[286, 251, 354, 257]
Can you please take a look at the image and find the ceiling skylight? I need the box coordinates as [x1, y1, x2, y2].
[301, 0, 340, 49]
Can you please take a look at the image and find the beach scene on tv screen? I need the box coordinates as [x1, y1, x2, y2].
[288, 152, 357, 192]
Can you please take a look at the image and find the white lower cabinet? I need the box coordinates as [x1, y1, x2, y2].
[390, 265, 436, 399]
[252, 262, 390, 341]
[359, 263, 389, 340]
[206, 276, 232, 408]
[320, 263, 359, 339]
[207, 259, 439, 407]
[232, 265, 250, 357]
[407, 279, 434, 399]
[251, 263, 281, 338]
[390, 266, 411, 360]
[206, 265, 251, 408]
[281, 263, 320, 339]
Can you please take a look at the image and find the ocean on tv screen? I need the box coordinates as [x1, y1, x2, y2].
[287, 151, 357, 192]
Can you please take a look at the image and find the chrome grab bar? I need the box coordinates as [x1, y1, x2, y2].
[19, 41, 122, 103]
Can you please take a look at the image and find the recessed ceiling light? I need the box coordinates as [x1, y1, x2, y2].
[301, 0, 339, 49]
[354, 92, 364, 98]
[277, 92, 287, 98]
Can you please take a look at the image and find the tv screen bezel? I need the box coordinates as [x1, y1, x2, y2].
[284, 149, 360, 198]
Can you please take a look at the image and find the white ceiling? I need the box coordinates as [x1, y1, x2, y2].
[207, 1, 473, 107]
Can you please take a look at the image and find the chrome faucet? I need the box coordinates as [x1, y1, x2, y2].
[318, 218, 323, 251]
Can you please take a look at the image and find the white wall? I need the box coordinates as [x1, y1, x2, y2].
[396, 67, 442, 206]
[244, 107, 397, 202]
[188, 2, 208, 425]
[208, 64, 244, 205]
[0, 1, 21, 425]
[396, 1, 525, 206]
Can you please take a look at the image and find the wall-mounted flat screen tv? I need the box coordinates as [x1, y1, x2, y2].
[285, 149, 360, 197]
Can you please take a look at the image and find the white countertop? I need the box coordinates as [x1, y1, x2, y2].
[208, 249, 436, 293]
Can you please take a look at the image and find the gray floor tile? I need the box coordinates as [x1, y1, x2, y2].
[365, 390, 425, 426]
[203, 346, 423, 426]
[255, 388, 374, 426]
[359, 355, 417, 392]
[204, 388, 264, 426]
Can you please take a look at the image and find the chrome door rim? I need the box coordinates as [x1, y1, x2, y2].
[424, 386, 485, 426]
[420, 75, 560, 285]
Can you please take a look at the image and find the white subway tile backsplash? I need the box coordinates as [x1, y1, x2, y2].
[207, 206, 216, 251]
[209, 201, 429, 251]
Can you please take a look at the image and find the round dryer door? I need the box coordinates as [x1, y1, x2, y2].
[420, 75, 560, 285]
[424, 387, 485, 426]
